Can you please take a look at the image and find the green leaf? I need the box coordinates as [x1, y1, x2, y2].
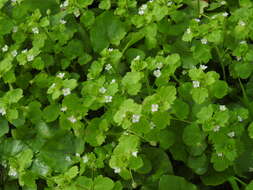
[183, 124, 205, 146]
[90, 11, 126, 52]
[159, 175, 197, 190]
[4, 89, 23, 104]
[210, 80, 228, 98]
[0, 118, 8, 137]
[122, 72, 144, 95]
[43, 104, 60, 122]
[191, 87, 208, 104]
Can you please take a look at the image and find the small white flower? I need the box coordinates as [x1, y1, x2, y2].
[201, 38, 208, 44]
[153, 69, 161, 78]
[57, 72, 65, 79]
[182, 70, 187, 75]
[167, 1, 173, 6]
[240, 41, 247, 44]
[113, 167, 121, 174]
[149, 0, 154, 3]
[238, 20, 246, 26]
[221, 1, 226, 5]
[217, 152, 223, 157]
[133, 55, 140, 61]
[12, 26, 18, 33]
[157, 62, 163, 69]
[138, 9, 145, 15]
[132, 151, 138, 157]
[27, 55, 34, 62]
[151, 104, 159, 112]
[111, 141, 116, 147]
[65, 156, 71, 161]
[60, 19, 67, 24]
[99, 87, 107, 94]
[8, 167, 17, 177]
[222, 12, 229, 17]
[219, 105, 226, 111]
[123, 131, 129, 135]
[132, 114, 140, 123]
[249, 167, 253, 172]
[108, 48, 113, 52]
[150, 122, 156, 129]
[0, 108, 6, 116]
[82, 155, 89, 163]
[68, 115, 77, 123]
[227, 131, 235, 138]
[132, 182, 137, 189]
[192, 80, 200, 88]
[110, 79, 116, 84]
[11, 50, 18, 57]
[200, 64, 208, 70]
[186, 28, 191, 34]
[194, 18, 200, 22]
[105, 64, 112, 71]
[2, 45, 8, 52]
[75, 153, 80, 157]
[74, 9, 80, 17]
[61, 106, 67, 112]
[238, 115, 243, 122]
[105, 96, 112, 103]
[211, 15, 217, 19]
[32, 27, 39, 34]
[11, 0, 17, 3]
[138, 4, 147, 15]
[213, 125, 220, 132]
[62, 88, 71, 96]
[22, 49, 27, 53]
[60, 0, 69, 7]
[236, 56, 241, 61]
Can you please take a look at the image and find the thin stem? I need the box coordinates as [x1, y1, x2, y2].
[228, 178, 240, 190]
[197, 0, 200, 17]
[238, 78, 253, 117]
[145, 73, 152, 95]
[233, 177, 247, 186]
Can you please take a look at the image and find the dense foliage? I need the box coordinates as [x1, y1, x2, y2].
[1, 0, 253, 189]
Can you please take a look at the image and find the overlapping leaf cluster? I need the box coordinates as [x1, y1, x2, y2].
[1, 0, 253, 189]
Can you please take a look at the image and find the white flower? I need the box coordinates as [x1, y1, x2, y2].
[22, 49, 27, 53]
[110, 79, 116, 84]
[138, 4, 147, 15]
[132, 114, 140, 123]
[222, 12, 229, 17]
[113, 167, 121, 174]
[201, 38, 208, 44]
[194, 18, 200, 22]
[213, 125, 220, 132]
[151, 104, 159, 112]
[200, 64, 208, 70]
[65, 156, 71, 161]
[238, 20, 246, 26]
[11, 50, 18, 57]
[8, 167, 17, 177]
[236, 56, 241, 61]
[150, 122, 156, 129]
[60, 19, 67, 24]
[11, 0, 17, 3]
[61, 106, 67, 112]
[132, 182, 137, 189]
[217, 152, 223, 157]
[133, 55, 140, 61]
[238, 116, 243, 122]
[157, 62, 163, 69]
[182, 70, 187, 75]
[62, 88, 71, 96]
[74, 9, 80, 17]
[132, 151, 138, 157]
[105, 64, 112, 71]
[192, 80, 200, 88]
[167, 1, 173, 6]
[82, 155, 89, 163]
[32, 27, 39, 34]
[221, 1, 226, 5]
[60, 0, 69, 8]
[0, 108, 6, 116]
[186, 28, 191, 34]
[149, 0, 154, 3]
[105, 96, 112, 103]
[57, 72, 65, 79]
[219, 105, 226, 111]
[211, 15, 217, 19]
[153, 69, 161, 78]
[138, 9, 145, 15]
[68, 115, 77, 123]
[12, 26, 18, 33]
[27, 55, 34, 62]
[75, 153, 80, 157]
[240, 41, 247, 44]
[249, 167, 253, 172]
[2, 45, 8, 52]
[108, 48, 113, 52]
[99, 87, 107, 94]
[227, 131, 235, 138]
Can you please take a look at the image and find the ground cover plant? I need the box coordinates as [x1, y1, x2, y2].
[2, 0, 253, 189]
